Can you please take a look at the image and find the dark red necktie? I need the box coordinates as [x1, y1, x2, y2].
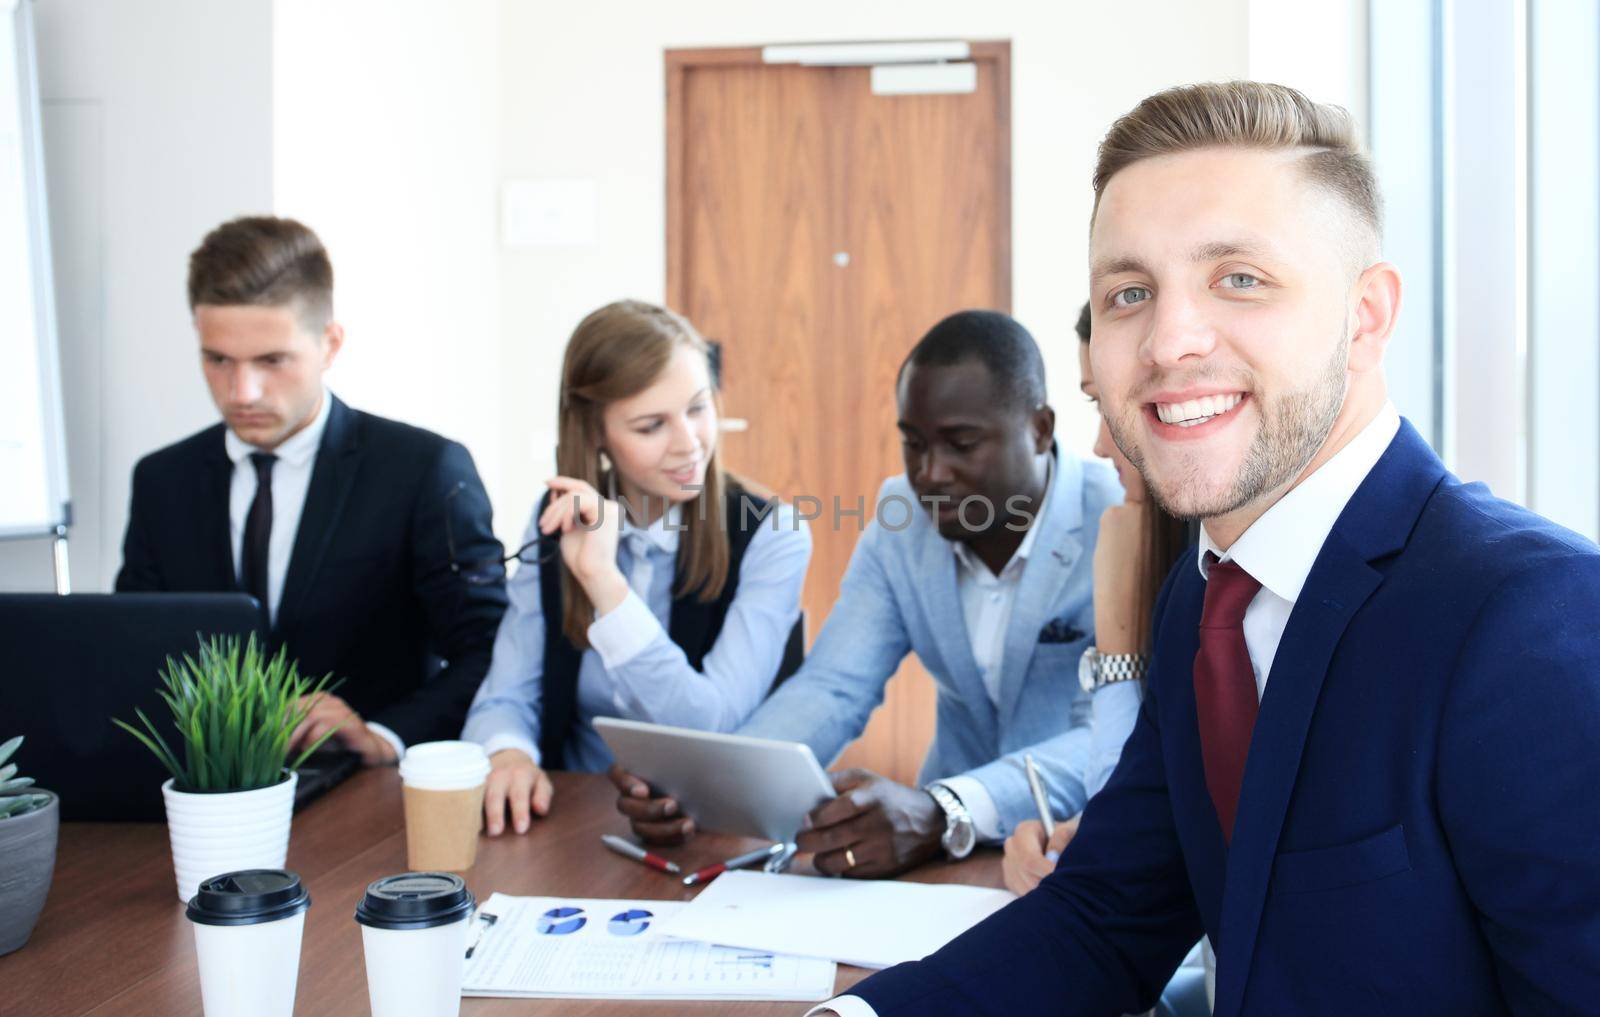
[1194, 554, 1262, 843]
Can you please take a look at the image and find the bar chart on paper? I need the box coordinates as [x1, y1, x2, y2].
[460, 893, 836, 1001]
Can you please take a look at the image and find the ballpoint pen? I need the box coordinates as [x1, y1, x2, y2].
[1023, 754, 1060, 861]
[682, 842, 789, 886]
[601, 833, 682, 874]
[464, 910, 499, 958]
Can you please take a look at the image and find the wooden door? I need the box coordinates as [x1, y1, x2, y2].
[667, 44, 1011, 785]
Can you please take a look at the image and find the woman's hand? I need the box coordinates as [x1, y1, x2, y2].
[1001, 816, 1079, 895]
[482, 748, 555, 835]
[540, 476, 628, 614]
[1091, 502, 1145, 656]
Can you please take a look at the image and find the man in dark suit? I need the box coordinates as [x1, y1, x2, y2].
[117, 216, 508, 764]
[815, 83, 1600, 1016]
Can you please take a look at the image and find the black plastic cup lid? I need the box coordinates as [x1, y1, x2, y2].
[186, 870, 311, 927]
[354, 873, 475, 930]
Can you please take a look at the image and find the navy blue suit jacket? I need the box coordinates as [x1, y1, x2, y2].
[853, 420, 1600, 1016]
[116, 396, 508, 746]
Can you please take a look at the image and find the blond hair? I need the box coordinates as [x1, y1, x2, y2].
[555, 300, 729, 649]
[1093, 81, 1382, 258]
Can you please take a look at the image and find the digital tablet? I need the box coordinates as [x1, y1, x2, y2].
[594, 717, 836, 841]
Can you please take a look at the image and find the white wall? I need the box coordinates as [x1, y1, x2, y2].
[0, 0, 273, 592]
[495, 0, 1252, 528]
[1247, 0, 1369, 128]
[15, 0, 1390, 589]
[273, 0, 506, 536]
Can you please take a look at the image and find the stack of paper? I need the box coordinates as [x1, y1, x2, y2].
[460, 893, 837, 1001]
[658, 871, 1017, 969]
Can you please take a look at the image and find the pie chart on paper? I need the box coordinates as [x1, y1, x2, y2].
[537, 906, 587, 935]
[607, 909, 654, 936]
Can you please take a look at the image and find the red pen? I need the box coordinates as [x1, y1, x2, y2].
[601, 834, 681, 874]
[681, 842, 788, 886]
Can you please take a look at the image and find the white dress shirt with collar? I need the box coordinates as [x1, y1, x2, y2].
[1197, 402, 1400, 697]
[224, 389, 331, 626]
[812, 403, 1402, 1017]
[224, 390, 405, 760]
[933, 460, 1053, 842]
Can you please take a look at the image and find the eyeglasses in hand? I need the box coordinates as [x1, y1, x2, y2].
[444, 482, 557, 585]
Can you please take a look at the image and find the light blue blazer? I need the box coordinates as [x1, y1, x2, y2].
[739, 447, 1122, 835]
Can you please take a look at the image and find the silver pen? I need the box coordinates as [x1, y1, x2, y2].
[1024, 753, 1056, 841]
[601, 833, 682, 874]
[682, 842, 788, 886]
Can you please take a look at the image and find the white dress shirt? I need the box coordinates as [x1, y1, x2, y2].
[812, 403, 1401, 1017]
[1196, 402, 1400, 697]
[224, 390, 405, 760]
[224, 390, 331, 625]
[934, 463, 1053, 842]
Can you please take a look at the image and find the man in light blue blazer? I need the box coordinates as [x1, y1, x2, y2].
[614, 310, 1122, 877]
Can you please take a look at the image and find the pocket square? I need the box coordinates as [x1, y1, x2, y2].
[1038, 618, 1085, 644]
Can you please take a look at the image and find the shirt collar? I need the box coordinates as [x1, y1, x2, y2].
[953, 453, 1054, 579]
[1198, 402, 1401, 604]
[621, 502, 683, 557]
[224, 388, 332, 469]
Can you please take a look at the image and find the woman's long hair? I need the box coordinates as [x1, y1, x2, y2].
[1076, 303, 1191, 651]
[554, 300, 729, 649]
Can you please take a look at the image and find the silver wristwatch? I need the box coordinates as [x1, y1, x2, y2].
[925, 782, 976, 860]
[1078, 647, 1149, 693]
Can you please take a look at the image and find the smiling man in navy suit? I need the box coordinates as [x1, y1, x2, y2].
[815, 82, 1600, 1016]
[117, 216, 508, 765]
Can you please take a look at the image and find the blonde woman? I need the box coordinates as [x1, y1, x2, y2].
[463, 301, 811, 834]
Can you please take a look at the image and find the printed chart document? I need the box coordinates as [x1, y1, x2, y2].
[658, 871, 1016, 969]
[461, 893, 836, 1001]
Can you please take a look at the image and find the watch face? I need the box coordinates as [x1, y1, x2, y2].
[1078, 647, 1098, 693]
[943, 819, 976, 859]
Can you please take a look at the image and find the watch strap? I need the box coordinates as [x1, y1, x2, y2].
[925, 782, 974, 858]
[1091, 651, 1148, 687]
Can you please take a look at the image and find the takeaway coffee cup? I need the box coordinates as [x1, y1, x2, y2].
[399, 741, 490, 871]
[185, 869, 311, 1017]
[355, 872, 477, 1017]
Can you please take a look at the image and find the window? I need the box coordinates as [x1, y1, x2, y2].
[1369, 0, 1600, 542]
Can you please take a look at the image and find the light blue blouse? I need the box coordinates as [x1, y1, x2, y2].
[462, 500, 811, 772]
[1081, 672, 1145, 800]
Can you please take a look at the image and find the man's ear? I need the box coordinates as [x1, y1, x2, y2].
[320, 320, 346, 369]
[1030, 404, 1056, 455]
[1348, 262, 1401, 374]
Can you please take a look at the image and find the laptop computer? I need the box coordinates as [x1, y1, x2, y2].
[0, 593, 359, 822]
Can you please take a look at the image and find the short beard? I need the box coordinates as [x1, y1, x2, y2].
[1108, 336, 1349, 522]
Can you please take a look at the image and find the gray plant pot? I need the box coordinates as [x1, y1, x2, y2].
[0, 791, 59, 956]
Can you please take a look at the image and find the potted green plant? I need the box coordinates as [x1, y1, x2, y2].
[114, 634, 341, 902]
[0, 735, 58, 956]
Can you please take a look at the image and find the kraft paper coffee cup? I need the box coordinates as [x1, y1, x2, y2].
[398, 742, 490, 871]
[355, 872, 476, 1017]
[185, 869, 311, 1017]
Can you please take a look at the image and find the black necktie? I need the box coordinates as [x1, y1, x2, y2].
[241, 452, 277, 618]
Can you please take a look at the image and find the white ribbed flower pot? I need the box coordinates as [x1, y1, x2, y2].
[162, 772, 297, 903]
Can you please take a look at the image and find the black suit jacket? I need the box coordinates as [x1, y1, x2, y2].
[116, 396, 509, 746]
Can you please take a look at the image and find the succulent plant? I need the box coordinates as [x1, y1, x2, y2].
[0, 736, 51, 820]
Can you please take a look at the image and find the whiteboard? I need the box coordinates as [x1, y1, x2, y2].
[0, 0, 69, 538]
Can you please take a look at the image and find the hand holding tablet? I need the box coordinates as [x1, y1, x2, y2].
[596, 718, 835, 844]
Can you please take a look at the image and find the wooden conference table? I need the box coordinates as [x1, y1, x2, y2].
[7, 768, 1005, 1016]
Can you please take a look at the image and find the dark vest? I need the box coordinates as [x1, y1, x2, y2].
[536, 484, 794, 768]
